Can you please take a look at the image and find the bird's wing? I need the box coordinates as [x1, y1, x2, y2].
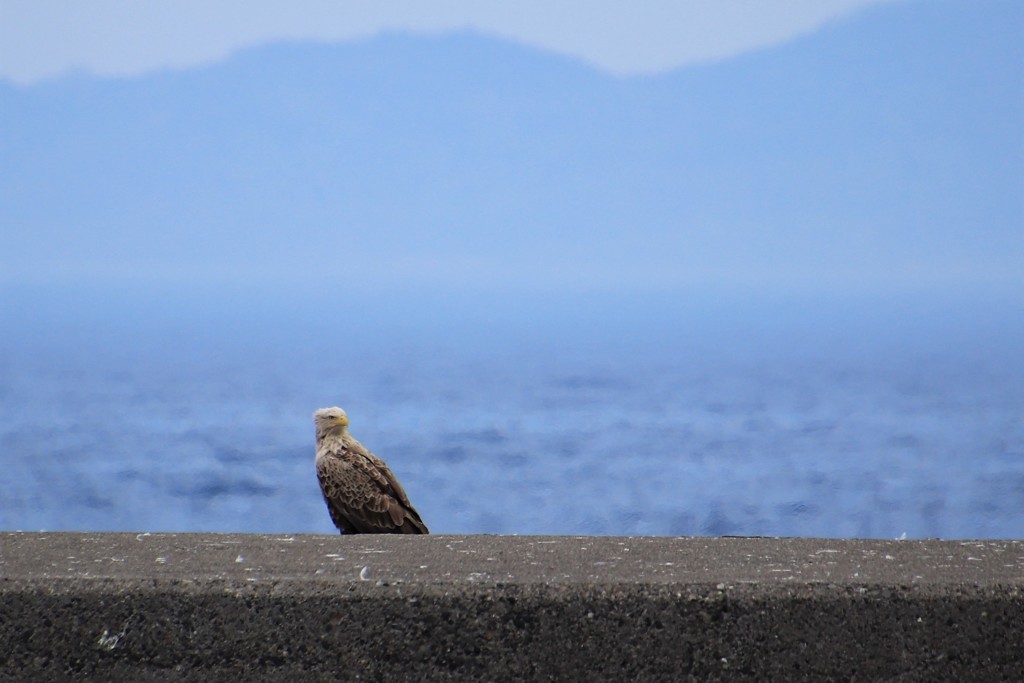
[372, 459, 429, 532]
[316, 446, 428, 534]
[364, 451, 420, 511]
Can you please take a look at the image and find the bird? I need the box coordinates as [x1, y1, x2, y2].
[313, 406, 429, 534]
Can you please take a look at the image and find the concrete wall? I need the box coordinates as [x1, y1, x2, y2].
[2, 533, 1022, 681]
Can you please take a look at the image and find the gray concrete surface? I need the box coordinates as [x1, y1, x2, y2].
[2, 533, 1022, 681]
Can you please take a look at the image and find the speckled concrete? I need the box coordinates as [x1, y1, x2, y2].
[1, 533, 1022, 681]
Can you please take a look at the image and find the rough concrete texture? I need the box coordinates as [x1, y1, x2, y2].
[1, 533, 1022, 681]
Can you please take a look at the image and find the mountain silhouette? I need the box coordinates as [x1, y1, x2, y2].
[1, 0, 1020, 293]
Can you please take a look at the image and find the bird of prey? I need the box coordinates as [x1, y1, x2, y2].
[313, 407, 429, 534]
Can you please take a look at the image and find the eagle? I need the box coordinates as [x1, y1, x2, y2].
[313, 407, 429, 534]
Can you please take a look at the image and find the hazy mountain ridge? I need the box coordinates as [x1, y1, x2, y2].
[1, 0, 1020, 292]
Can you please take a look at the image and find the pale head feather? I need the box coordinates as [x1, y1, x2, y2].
[314, 406, 349, 441]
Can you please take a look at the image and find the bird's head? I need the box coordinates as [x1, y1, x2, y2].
[314, 406, 349, 439]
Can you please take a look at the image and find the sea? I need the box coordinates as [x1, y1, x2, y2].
[1, 284, 1022, 539]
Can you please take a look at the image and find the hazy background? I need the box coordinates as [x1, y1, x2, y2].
[1, 0, 1021, 537]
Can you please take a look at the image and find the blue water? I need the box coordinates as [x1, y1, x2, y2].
[1, 285, 1022, 538]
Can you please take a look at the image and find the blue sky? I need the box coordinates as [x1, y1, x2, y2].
[1, 0, 897, 83]
[0, 0, 1020, 296]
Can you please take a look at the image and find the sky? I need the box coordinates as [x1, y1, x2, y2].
[0, 0, 1019, 296]
[0, 0, 898, 83]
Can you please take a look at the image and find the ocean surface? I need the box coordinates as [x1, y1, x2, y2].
[1, 285, 1022, 539]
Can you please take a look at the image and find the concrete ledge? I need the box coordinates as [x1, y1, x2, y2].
[1, 533, 1022, 681]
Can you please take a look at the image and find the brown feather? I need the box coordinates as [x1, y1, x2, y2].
[314, 411, 428, 535]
